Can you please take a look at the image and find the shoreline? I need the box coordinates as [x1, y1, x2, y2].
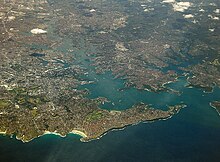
[71, 130, 87, 138]
[210, 102, 220, 116]
[0, 114, 175, 143]
[82, 105, 186, 142]
[0, 131, 6, 135]
[5, 129, 88, 143]
[0, 105, 185, 143]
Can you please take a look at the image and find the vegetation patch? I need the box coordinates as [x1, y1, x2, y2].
[0, 99, 12, 109]
[86, 111, 104, 121]
[9, 87, 49, 109]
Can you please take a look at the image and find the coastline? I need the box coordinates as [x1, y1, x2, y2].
[210, 102, 220, 116]
[0, 105, 185, 143]
[13, 130, 88, 143]
[71, 130, 87, 138]
[0, 131, 6, 135]
[0, 114, 176, 143]
[82, 105, 186, 142]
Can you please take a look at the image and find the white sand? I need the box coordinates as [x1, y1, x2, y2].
[0, 131, 6, 134]
[71, 130, 87, 138]
[43, 130, 87, 138]
[43, 131, 66, 137]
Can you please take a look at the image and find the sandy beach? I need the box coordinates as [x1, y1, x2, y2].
[71, 130, 87, 138]
[0, 131, 6, 135]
